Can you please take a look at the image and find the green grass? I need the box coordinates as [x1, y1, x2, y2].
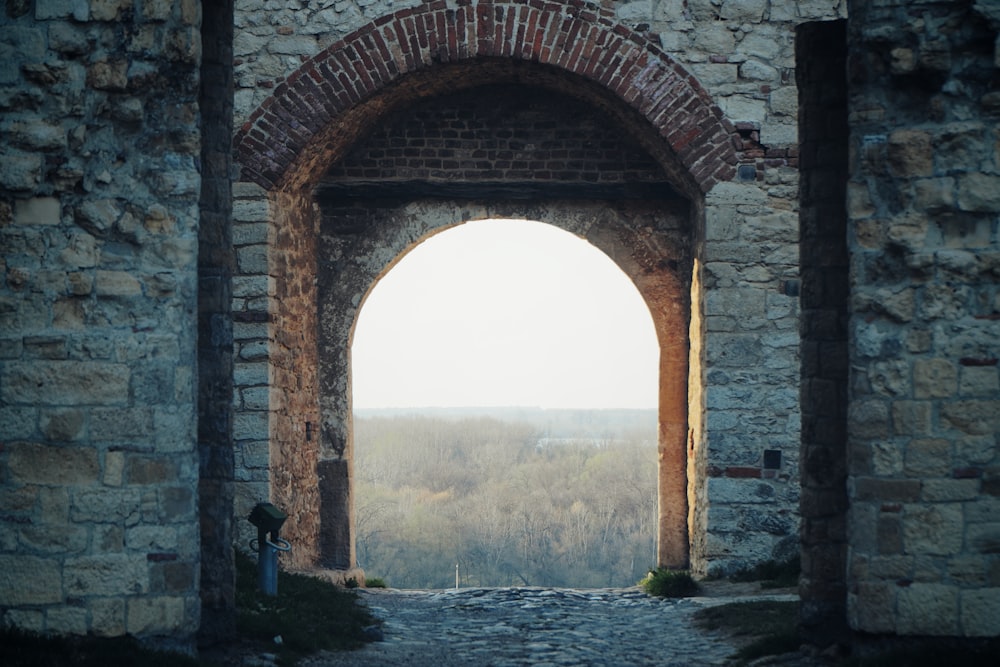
[1, 627, 212, 667]
[235, 550, 379, 665]
[365, 577, 387, 588]
[694, 600, 800, 665]
[638, 568, 701, 597]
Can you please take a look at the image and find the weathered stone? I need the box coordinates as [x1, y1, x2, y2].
[892, 401, 931, 436]
[86, 58, 128, 91]
[8, 442, 99, 485]
[942, 401, 1000, 436]
[959, 365, 999, 397]
[1, 361, 130, 406]
[961, 588, 1000, 636]
[126, 456, 178, 485]
[126, 596, 188, 635]
[0, 149, 42, 191]
[897, 584, 959, 635]
[0, 555, 63, 605]
[956, 174, 1000, 212]
[13, 197, 61, 226]
[904, 439, 951, 477]
[903, 504, 964, 556]
[64, 554, 149, 597]
[967, 524, 1000, 555]
[913, 358, 956, 398]
[88, 598, 126, 637]
[39, 408, 85, 441]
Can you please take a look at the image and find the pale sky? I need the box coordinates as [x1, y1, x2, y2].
[350, 219, 659, 410]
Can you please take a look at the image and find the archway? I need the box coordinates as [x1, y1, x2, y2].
[229, 1, 763, 579]
[320, 198, 690, 572]
[350, 218, 662, 587]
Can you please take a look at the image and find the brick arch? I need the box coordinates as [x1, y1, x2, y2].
[233, 0, 737, 193]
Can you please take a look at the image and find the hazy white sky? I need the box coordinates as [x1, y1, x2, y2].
[351, 219, 659, 409]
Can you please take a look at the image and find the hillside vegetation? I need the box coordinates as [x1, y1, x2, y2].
[354, 411, 658, 588]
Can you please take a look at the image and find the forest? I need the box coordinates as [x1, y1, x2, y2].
[353, 409, 658, 589]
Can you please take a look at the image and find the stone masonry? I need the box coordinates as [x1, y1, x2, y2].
[230, 0, 823, 583]
[0, 0, 997, 656]
[844, 0, 1000, 641]
[1, 0, 203, 650]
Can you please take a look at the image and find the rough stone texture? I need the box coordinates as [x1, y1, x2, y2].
[3, 0, 996, 654]
[797, 18, 849, 647]
[846, 0, 1000, 641]
[231, 0, 811, 582]
[0, 1, 202, 650]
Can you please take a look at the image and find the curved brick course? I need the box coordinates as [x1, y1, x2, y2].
[234, 0, 737, 193]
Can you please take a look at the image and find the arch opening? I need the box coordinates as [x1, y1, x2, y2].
[351, 218, 659, 412]
[229, 3, 749, 576]
[350, 218, 661, 587]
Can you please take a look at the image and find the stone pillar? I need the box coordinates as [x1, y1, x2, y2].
[198, 0, 237, 646]
[846, 0, 1000, 640]
[0, 1, 203, 649]
[797, 18, 850, 647]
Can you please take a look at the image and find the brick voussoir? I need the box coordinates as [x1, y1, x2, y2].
[236, 1, 737, 190]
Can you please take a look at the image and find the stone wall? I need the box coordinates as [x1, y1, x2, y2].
[846, 0, 1000, 639]
[0, 0, 203, 649]
[230, 0, 827, 578]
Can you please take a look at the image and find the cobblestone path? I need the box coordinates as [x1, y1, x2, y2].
[298, 586, 797, 667]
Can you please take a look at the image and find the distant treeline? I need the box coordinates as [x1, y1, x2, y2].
[353, 413, 657, 589]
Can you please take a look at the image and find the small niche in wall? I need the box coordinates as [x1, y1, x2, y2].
[763, 449, 782, 470]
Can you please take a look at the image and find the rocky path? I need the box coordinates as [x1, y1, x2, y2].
[295, 585, 799, 667]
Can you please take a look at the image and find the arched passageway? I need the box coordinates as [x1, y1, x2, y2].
[229, 0, 789, 581]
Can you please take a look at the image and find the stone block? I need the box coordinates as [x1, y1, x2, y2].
[8, 442, 99, 485]
[234, 361, 268, 386]
[126, 595, 187, 635]
[19, 521, 88, 554]
[71, 487, 141, 523]
[853, 477, 921, 503]
[160, 486, 195, 522]
[1, 407, 38, 438]
[64, 554, 149, 597]
[237, 244, 268, 274]
[46, 606, 88, 635]
[89, 598, 125, 637]
[90, 407, 154, 441]
[897, 583, 959, 635]
[849, 582, 896, 633]
[921, 479, 979, 502]
[2, 609, 44, 633]
[957, 173, 1000, 212]
[913, 358, 956, 398]
[126, 525, 178, 551]
[904, 439, 951, 477]
[892, 401, 931, 436]
[961, 588, 1000, 636]
[0, 149, 42, 191]
[887, 129, 933, 177]
[13, 197, 61, 225]
[903, 504, 964, 556]
[96, 270, 142, 297]
[848, 400, 890, 440]
[233, 411, 269, 442]
[0, 555, 63, 604]
[126, 456, 178, 485]
[959, 366, 999, 397]
[103, 450, 126, 486]
[967, 523, 1000, 555]
[942, 400, 1000, 436]
[1, 361, 130, 406]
